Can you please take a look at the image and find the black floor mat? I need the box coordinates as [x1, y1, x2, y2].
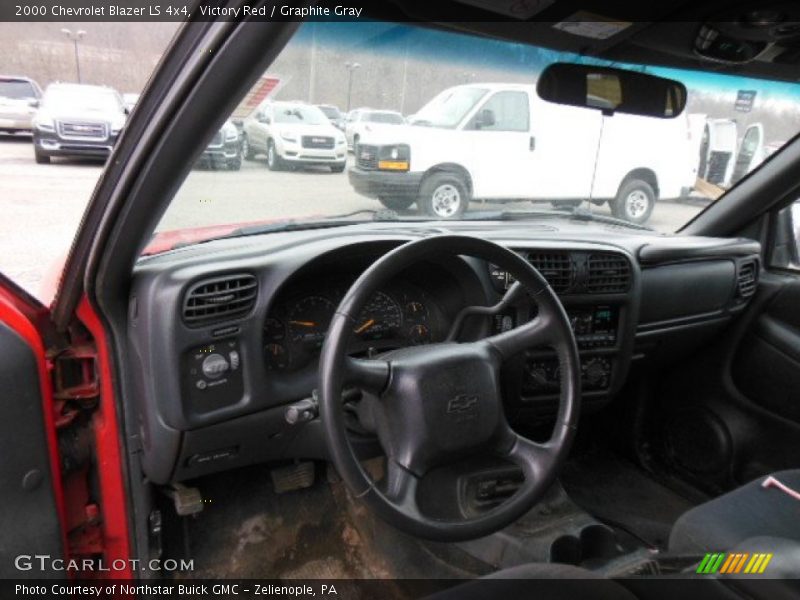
[560, 453, 698, 549]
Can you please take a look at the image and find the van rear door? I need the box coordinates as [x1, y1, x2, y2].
[731, 123, 765, 185]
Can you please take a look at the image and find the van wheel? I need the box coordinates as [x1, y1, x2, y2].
[242, 135, 255, 160]
[612, 179, 655, 224]
[379, 197, 415, 211]
[266, 140, 283, 171]
[419, 173, 469, 219]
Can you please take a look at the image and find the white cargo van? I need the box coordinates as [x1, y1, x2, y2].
[348, 83, 695, 224]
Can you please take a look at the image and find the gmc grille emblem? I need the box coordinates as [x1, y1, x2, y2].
[312, 137, 325, 143]
[447, 394, 478, 415]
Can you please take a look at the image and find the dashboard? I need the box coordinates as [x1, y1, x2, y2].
[128, 222, 761, 484]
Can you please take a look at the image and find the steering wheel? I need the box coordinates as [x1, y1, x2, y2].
[318, 235, 581, 542]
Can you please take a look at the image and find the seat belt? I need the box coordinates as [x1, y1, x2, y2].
[762, 475, 800, 501]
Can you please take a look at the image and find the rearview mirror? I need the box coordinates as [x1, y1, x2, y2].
[537, 63, 687, 119]
[28, 99, 39, 109]
[259, 114, 271, 125]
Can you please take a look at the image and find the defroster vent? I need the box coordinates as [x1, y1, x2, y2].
[183, 273, 257, 326]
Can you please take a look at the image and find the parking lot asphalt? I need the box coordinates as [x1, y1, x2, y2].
[1, 135, 709, 301]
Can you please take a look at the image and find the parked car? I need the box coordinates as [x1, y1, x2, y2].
[316, 103, 345, 130]
[198, 120, 242, 170]
[344, 108, 405, 150]
[31, 83, 127, 163]
[241, 101, 346, 172]
[122, 93, 140, 113]
[348, 83, 696, 223]
[0, 75, 42, 135]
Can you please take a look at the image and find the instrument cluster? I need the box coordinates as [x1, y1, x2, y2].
[263, 283, 442, 373]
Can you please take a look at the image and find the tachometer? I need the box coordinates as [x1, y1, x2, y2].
[354, 291, 402, 341]
[288, 296, 335, 349]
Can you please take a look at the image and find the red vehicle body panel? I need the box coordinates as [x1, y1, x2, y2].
[0, 284, 69, 559]
[76, 296, 133, 578]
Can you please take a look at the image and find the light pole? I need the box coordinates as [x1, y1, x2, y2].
[60, 28, 86, 83]
[345, 62, 361, 112]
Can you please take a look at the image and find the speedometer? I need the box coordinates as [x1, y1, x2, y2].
[354, 291, 402, 341]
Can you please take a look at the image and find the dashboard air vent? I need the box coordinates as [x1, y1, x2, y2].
[586, 254, 631, 294]
[183, 273, 257, 326]
[528, 252, 574, 293]
[737, 261, 758, 299]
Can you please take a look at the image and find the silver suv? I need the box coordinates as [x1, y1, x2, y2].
[241, 101, 346, 172]
[0, 75, 42, 135]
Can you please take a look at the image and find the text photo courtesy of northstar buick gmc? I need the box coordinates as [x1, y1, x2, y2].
[5, 2, 800, 599]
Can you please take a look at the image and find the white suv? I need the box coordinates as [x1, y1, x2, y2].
[241, 101, 346, 172]
[344, 108, 405, 151]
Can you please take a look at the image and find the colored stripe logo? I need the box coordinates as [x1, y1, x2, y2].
[696, 552, 773, 574]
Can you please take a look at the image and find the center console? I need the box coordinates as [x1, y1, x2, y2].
[488, 247, 637, 414]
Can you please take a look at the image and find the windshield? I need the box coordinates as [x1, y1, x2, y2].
[411, 87, 488, 128]
[43, 87, 121, 113]
[155, 21, 800, 247]
[0, 80, 36, 100]
[365, 111, 404, 124]
[273, 104, 327, 125]
[318, 105, 340, 119]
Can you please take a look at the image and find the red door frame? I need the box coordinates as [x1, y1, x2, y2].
[0, 284, 68, 558]
[0, 282, 133, 578]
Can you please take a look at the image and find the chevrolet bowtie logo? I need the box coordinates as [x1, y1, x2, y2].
[447, 394, 478, 414]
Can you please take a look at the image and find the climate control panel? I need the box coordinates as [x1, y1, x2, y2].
[523, 356, 612, 395]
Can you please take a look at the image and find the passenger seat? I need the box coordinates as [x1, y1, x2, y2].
[669, 470, 800, 554]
